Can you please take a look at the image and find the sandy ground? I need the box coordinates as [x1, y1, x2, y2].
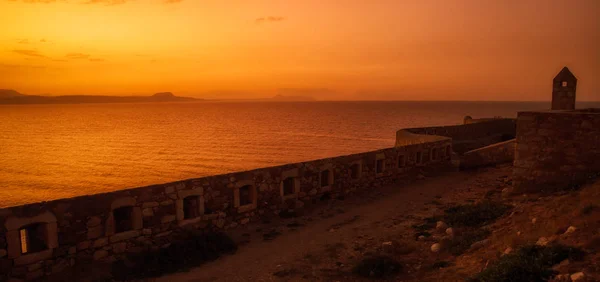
[157, 165, 515, 282]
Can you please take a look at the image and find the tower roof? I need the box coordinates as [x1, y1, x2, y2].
[554, 66, 577, 81]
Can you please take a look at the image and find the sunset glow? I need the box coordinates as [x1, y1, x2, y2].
[1, 0, 599, 100]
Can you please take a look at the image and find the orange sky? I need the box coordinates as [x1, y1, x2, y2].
[0, 0, 599, 101]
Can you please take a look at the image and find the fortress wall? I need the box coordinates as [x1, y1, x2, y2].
[398, 119, 516, 154]
[513, 109, 600, 193]
[0, 138, 452, 281]
[460, 139, 516, 169]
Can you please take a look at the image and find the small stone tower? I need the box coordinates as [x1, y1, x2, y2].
[551, 66, 577, 110]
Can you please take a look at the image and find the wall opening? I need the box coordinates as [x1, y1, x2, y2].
[282, 177, 295, 196]
[113, 206, 134, 233]
[398, 155, 406, 168]
[431, 148, 438, 161]
[350, 163, 361, 179]
[19, 223, 48, 255]
[320, 170, 331, 187]
[183, 196, 201, 219]
[416, 151, 423, 165]
[239, 185, 254, 207]
[376, 159, 384, 174]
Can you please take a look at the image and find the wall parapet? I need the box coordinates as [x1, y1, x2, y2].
[398, 118, 516, 154]
[460, 139, 515, 169]
[0, 136, 453, 281]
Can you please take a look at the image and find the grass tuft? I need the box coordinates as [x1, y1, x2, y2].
[353, 255, 401, 279]
[111, 230, 236, 280]
[470, 244, 585, 282]
[443, 201, 511, 228]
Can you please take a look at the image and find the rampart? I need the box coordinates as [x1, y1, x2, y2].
[0, 133, 454, 281]
[513, 109, 600, 193]
[460, 139, 516, 169]
[397, 118, 516, 154]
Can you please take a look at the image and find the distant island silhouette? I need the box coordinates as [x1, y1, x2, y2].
[0, 90, 198, 105]
[0, 89, 317, 105]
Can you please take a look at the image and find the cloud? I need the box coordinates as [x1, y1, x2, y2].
[65, 52, 90, 59]
[164, 0, 182, 3]
[12, 49, 47, 58]
[255, 16, 285, 24]
[89, 58, 105, 62]
[83, 0, 129, 5]
[7, 0, 62, 3]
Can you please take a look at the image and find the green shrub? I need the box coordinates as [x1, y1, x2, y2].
[471, 244, 585, 282]
[443, 201, 511, 227]
[111, 231, 237, 280]
[353, 255, 401, 279]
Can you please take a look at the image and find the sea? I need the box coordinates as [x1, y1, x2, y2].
[1, 101, 598, 208]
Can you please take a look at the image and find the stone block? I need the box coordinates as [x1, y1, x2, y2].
[93, 237, 109, 248]
[142, 202, 159, 209]
[109, 230, 140, 243]
[93, 250, 109, 261]
[86, 216, 102, 228]
[87, 225, 104, 240]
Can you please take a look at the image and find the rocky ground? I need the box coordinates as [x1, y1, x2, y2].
[158, 164, 599, 282]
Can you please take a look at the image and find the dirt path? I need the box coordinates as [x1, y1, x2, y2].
[158, 167, 510, 282]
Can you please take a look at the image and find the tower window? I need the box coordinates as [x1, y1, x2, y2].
[19, 223, 48, 254]
[562, 81, 568, 87]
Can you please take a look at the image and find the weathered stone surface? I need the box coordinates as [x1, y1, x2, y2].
[93, 237, 109, 248]
[93, 250, 109, 261]
[110, 230, 140, 243]
[514, 110, 600, 193]
[0, 249, 6, 258]
[87, 225, 104, 240]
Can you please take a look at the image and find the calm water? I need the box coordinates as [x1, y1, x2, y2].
[1, 101, 596, 207]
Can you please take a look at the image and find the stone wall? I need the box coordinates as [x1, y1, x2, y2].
[460, 139, 516, 169]
[0, 138, 453, 281]
[398, 119, 516, 154]
[513, 109, 600, 193]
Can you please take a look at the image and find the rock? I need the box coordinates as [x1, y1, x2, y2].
[536, 237, 550, 246]
[553, 274, 572, 282]
[417, 174, 426, 180]
[503, 247, 512, 255]
[570, 272, 585, 281]
[436, 221, 448, 232]
[502, 187, 513, 198]
[531, 218, 537, 224]
[240, 218, 250, 225]
[418, 235, 426, 241]
[470, 239, 490, 250]
[93, 250, 109, 261]
[445, 227, 454, 237]
[382, 241, 393, 253]
[430, 243, 441, 253]
[563, 226, 577, 235]
[0, 249, 6, 258]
